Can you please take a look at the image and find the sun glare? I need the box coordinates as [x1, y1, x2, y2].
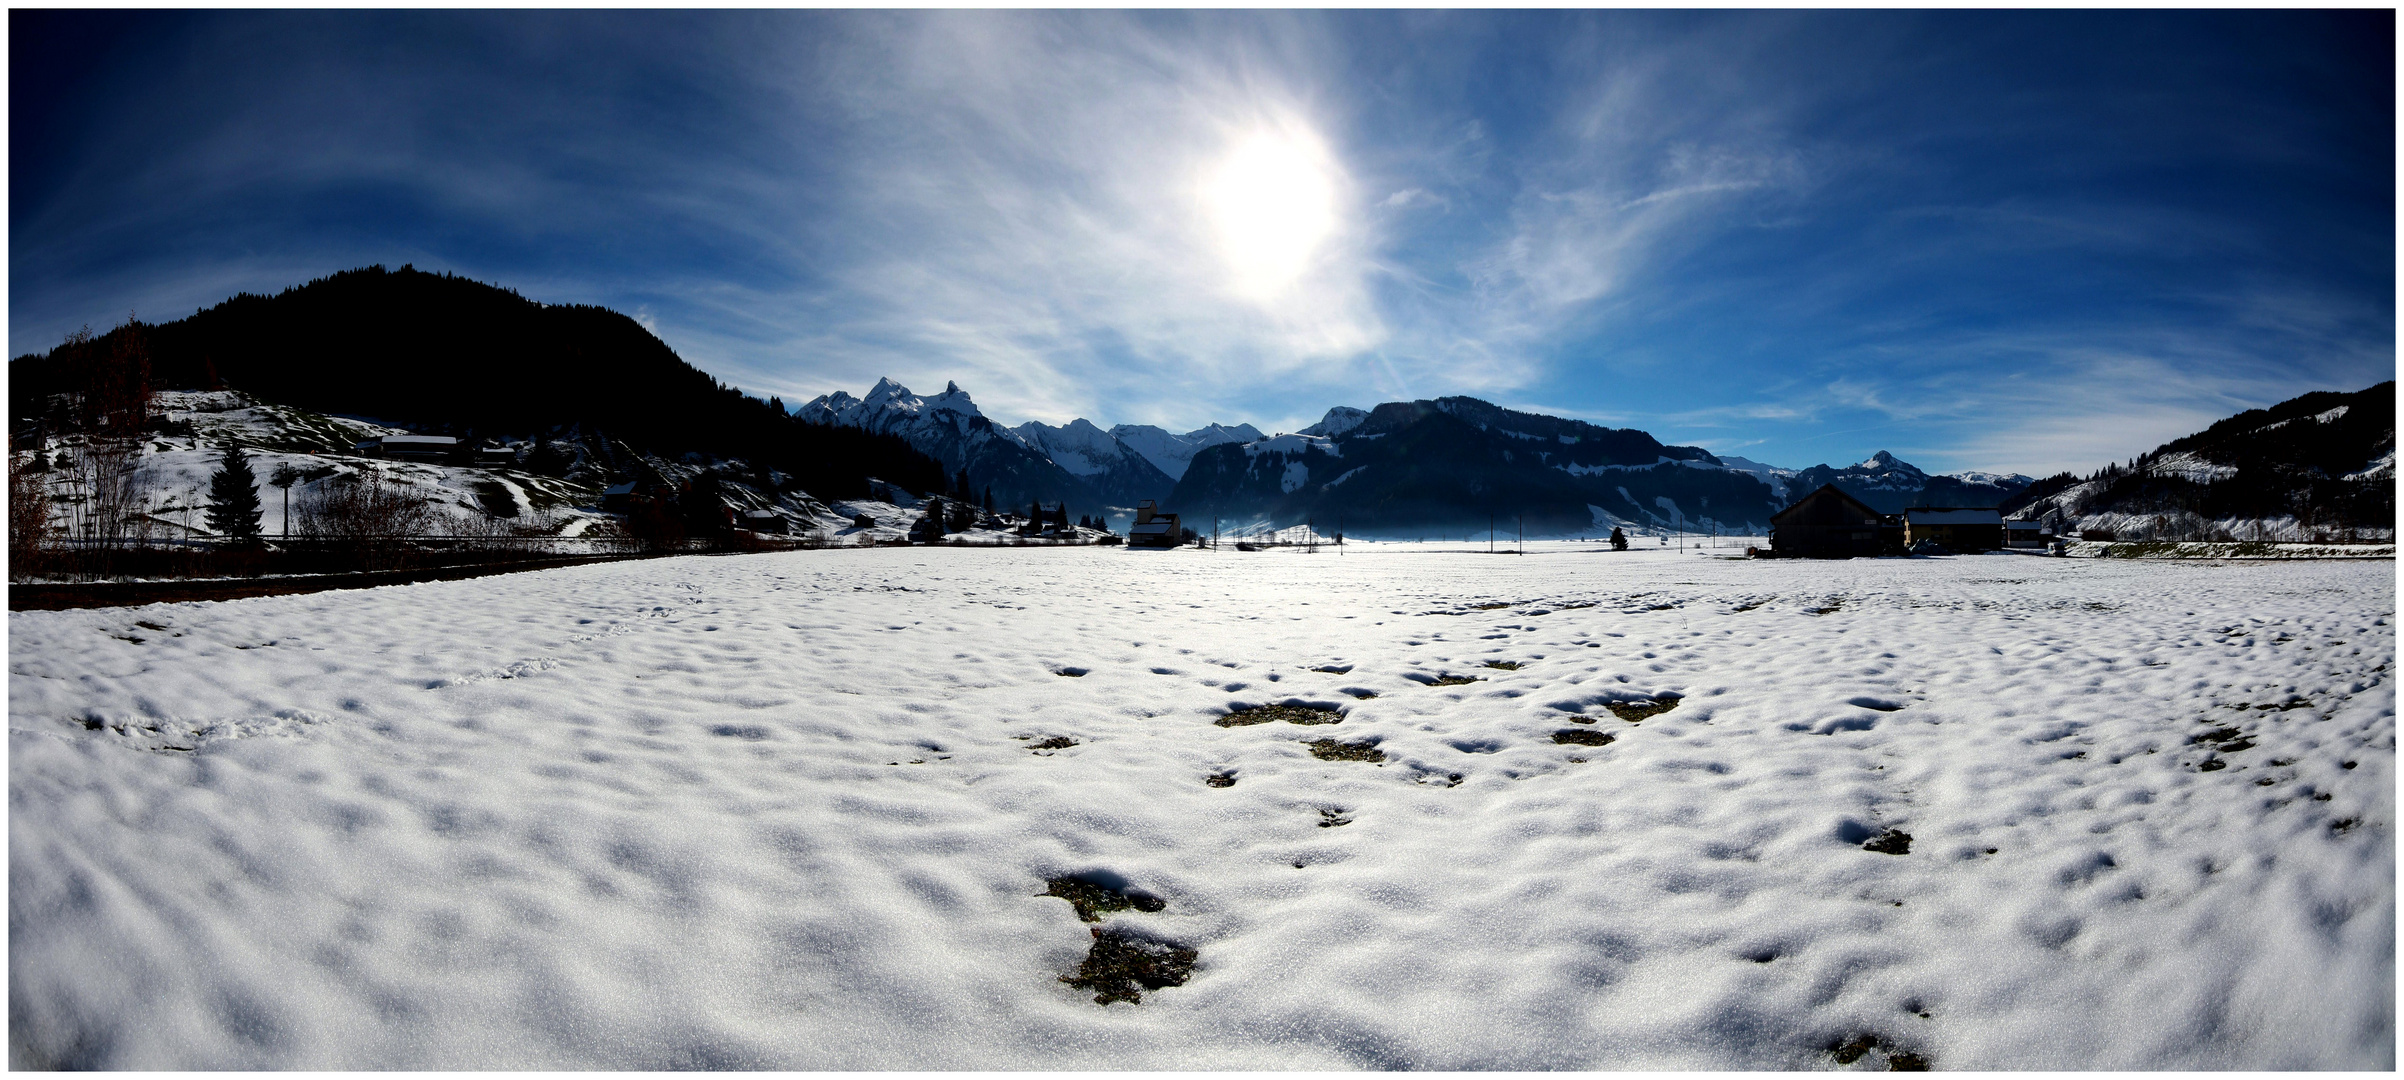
[1203, 129, 1340, 299]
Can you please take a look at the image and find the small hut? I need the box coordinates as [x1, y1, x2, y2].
[1769, 484, 1892, 558]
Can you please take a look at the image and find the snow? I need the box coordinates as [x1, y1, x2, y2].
[1279, 461, 1310, 493]
[1111, 423, 1266, 481]
[1562, 456, 1715, 478]
[803, 378, 986, 430]
[1299, 407, 1368, 439]
[27, 391, 617, 545]
[2344, 450, 2394, 482]
[1715, 455, 1797, 499]
[1241, 433, 1339, 460]
[2149, 451, 2240, 485]
[1011, 419, 1124, 479]
[2316, 406, 2352, 424]
[9, 547, 2392, 1069]
[1942, 470, 2035, 487]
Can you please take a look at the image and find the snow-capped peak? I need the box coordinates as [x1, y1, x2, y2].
[921, 380, 983, 419]
[1300, 407, 1369, 438]
[1857, 450, 1906, 471]
[1945, 470, 2035, 487]
[1109, 422, 1269, 481]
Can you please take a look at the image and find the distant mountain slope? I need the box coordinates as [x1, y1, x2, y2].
[1164, 395, 1782, 536]
[7, 265, 944, 502]
[1785, 451, 2034, 513]
[1107, 422, 1265, 481]
[797, 378, 1172, 512]
[2003, 381, 2394, 539]
[1009, 417, 1177, 505]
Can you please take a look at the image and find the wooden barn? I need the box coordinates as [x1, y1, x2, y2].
[1904, 507, 2005, 552]
[1769, 484, 1894, 558]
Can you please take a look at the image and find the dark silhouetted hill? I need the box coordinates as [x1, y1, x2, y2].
[10, 265, 944, 500]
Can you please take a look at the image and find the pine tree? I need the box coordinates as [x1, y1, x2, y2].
[206, 443, 264, 544]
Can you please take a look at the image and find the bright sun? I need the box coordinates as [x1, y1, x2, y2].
[1202, 130, 1340, 299]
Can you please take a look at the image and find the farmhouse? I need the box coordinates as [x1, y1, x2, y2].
[1768, 484, 1892, 557]
[1128, 500, 1182, 548]
[1905, 507, 2005, 552]
[352, 434, 458, 462]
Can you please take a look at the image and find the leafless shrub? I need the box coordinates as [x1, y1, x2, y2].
[295, 469, 434, 570]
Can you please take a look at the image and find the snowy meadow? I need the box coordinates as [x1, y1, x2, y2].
[9, 543, 2393, 1069]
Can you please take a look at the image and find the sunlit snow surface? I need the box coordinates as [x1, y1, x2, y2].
[10, 543, 2394, 1069]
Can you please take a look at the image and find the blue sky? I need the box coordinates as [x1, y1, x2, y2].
[11, 10, 2393, 475]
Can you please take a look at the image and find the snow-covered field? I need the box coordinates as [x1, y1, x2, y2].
[9, 544, 2393, 1069]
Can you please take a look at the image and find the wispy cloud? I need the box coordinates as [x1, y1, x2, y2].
[10, 10, 2388, 462]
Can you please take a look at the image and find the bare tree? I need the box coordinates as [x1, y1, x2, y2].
[10, 445, 56, 578]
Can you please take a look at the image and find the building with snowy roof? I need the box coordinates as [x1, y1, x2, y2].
[1128, 500, 1182, 548]
[353, 434, 458, 462]
[1904, 507, 2005, 552]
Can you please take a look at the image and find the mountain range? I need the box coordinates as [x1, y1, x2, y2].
[11, 266, 2384, 541]
[797, 378, 2040, 536]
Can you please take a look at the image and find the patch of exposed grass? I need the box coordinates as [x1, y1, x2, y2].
[1042, 876, 1166, 923]
[1218, 704, 1344, 727]
[1605, 696, 1681, 722]
[1028, 736, 1078, 751]
[1862, 829, 1913, 855]
[1311, 664, 1354, 674]
[2191, 723, 2256, 759]
[1426, 674, 1483, 687]
[1063, 927, 1196, 1006]
[1482, 660, 1523, 671]
[1317, 808, 1352, 827]
[1829, 1033, 1928, 1070]
[1306, 738, 1385, 762]
[1552, 729, 1615, 747]
[1469, 602, 1517, 610]
[1205, 770, 1237, 788]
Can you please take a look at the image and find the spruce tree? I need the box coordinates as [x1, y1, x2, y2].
[206, 443, 265, 544]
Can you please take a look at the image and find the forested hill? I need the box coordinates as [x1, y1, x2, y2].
[8, 265, 945, 499]
[2001, 381, 2394, 537]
